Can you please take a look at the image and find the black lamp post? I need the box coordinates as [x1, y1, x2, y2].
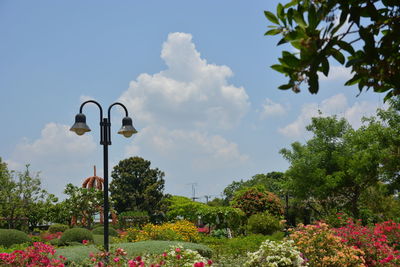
[70, 100, 137, 253]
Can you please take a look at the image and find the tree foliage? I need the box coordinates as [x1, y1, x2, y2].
[166, 196, 245, 230]
[280, 108, 400, 219]
[265, 0, 400, 100]
[110, 157, 166, 216]
[231, 186, 284, 217]
[0, 161, 55, 230]
[223, 172, 285, 203]
[63, 183, 103, 228]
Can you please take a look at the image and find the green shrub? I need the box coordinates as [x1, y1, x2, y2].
[49, 238, 60, 246]
[92, 226, 118, 236]
[247, 212, 282, 235]
[0, 242, 30, 253]
[60, 228, 93, 245]
[119, 211, 150, 229]
[210, 229, 228, 238]
[0, 229, 31, 248]
[202, 234, 271, 257]
[48, 224, 69, 233]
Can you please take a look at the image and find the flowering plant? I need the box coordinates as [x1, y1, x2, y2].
[290, 222, 366, 267]
[114, 220, 200, 243]
[334, 219, 400, 266]
[244, 239, 306, 267]
[82, 245, 212, 267]
[40, 231, 63, 242]
[0, 242, 67, 266]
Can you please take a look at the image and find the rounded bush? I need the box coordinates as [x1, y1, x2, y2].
[49, 238, 60, 246]
[247, 212, 282, 235]
[92, 226, 118, 236]
[48, 224, 69, 233]
[232, 187, 284, 217]
[0, 229, 31, 248]
[60, 228, 93, 245]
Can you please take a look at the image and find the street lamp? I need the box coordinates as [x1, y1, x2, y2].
[70, 100, 137, 253]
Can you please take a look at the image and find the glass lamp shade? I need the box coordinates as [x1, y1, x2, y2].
[70, 113, 91, 136]
[118, 116, 137, 138]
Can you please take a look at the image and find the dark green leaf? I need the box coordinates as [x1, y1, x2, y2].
[284, 1, 298, 9]
[287, 8, 294, 26]
[271, 64, 286, 74]
[345, 75, 361, 86]
[265, 28, 283, 36]
[278, 84, 293, 90]
[308, 73, 319, 94]
[308, 4, 317, 29]
[281, 51, 300, 67]
[277, 3, 284, 21]
[264, 11, 279, 24]
[331, 49, 345, 64]
[321, 57, 329, 76]
[293, 10, 306, 27]
[277, 37, 288, 45]
[336, 40, 355, 54]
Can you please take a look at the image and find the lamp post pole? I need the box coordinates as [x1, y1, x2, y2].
[70, 100, 137, 253]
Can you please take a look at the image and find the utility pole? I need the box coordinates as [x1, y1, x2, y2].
[186, 183, 199, 201]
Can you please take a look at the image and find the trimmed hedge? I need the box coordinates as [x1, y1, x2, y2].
[92, 226, 118, 236]
[60, 228, 93, 245]
[247, 212, 283, 235]
[48, 224, 69, 233]
[0, 229, 31, 248]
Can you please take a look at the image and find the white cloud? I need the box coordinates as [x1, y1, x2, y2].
[7, 123, 98, 196]
[320, 65, 352, 82]
[279, 94, 379, 138]
[125, 126, 248, 171]
[118, 32, 250, 186]
[119, 32, 250, 130]
[260, 98, 287, 119]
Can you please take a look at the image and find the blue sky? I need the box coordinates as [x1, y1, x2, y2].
[0, 0, 385, 201]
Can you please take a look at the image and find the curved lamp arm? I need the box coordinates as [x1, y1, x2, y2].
[107, 102, 129, 120]
[80, 100, 104, 121]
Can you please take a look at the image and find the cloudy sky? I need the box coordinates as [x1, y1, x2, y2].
[0, 1, 385, 201]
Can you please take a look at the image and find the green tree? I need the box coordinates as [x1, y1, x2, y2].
[265, 0, 400, 99]
[110, 157, 166, 216]
[0, 162, 53, 229]
[223, 172, 286, 203]
[280, 113, 399, 218]
[63, 183, 103, 228]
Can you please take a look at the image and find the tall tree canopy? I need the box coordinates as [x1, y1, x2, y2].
[223, 172, 285, 203]
[280, 108, 400, 219]
[265, 0, 400, 100]
[0, 160, 55, 229]
[110, 156, 166, 215]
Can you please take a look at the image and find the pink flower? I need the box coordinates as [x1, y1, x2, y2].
[113, 257, 120, 262]
[207, 259, 213, 265]
[128, 259, 137, 267]
[136, 256, 142, 262]
[194, 262, 205, 267]
[162, 252, 167, 257]
[176, 254, 182, 260]
[175, 247, 181, 253]
[82, 240, 89, 245]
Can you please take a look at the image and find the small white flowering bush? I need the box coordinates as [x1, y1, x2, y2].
[244, 239, 306, 267]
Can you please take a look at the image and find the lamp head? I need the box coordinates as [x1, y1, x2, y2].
[118, 116, 137, 138]
[70, 113, 91, 136]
